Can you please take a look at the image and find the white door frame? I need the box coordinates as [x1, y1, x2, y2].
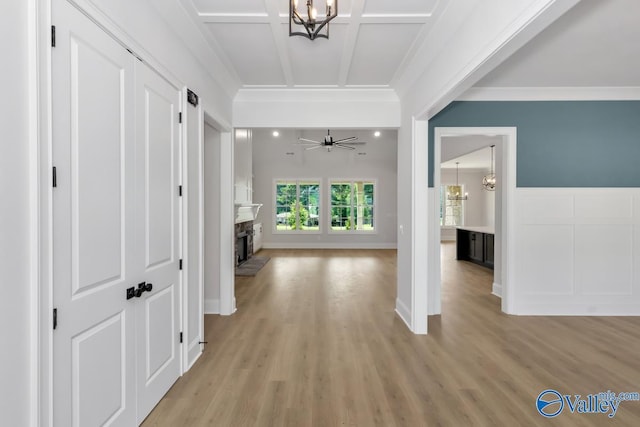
[182, 88, 205, 371]
[432, 127, 517, 315]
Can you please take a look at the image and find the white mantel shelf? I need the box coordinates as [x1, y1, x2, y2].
[235, 203, 262, 224]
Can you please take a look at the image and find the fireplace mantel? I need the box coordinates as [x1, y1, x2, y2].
[235, 203, 262, 224]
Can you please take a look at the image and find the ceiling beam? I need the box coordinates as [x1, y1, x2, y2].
[338, 0, 366, 87]
[264, 0, 294, 87]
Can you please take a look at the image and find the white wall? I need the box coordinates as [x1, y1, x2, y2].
[440, 169, 495, 240]
[204, 123, 222, 313]
[233, 89, 400, 129]
[0, 2, 31, 425]
[84, 0, 234, 122]
[233, 130, 252, 204]
[252, 129, 397, 249]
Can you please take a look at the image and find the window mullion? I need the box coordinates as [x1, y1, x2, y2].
[350, 182, 355, 231]
[295, 181, 300, 230]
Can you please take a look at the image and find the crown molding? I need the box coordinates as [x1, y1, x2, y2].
[234, 87, 400, 102]
[458, 86, 640, 101]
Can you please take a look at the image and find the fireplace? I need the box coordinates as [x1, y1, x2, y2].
[236, 231, 248, 265]
[235, 220, 254, 266]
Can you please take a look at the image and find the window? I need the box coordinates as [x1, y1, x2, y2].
[330, 181, 375, 232]
[274, 180, 320, 232]
[440, 185, 464, 227]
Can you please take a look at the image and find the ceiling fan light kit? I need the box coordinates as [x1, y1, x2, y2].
[290, 0, 338, 40]
[297, 129, 366, 152]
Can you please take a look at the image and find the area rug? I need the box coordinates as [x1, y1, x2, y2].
[235, 256, 270, 276]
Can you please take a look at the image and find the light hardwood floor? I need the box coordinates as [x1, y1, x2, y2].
[142, 245, 640, 426]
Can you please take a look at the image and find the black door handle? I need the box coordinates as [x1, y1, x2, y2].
[135, 286, 145, 298]
[135, 282, 147, 297]
[127, 282, 153, 300]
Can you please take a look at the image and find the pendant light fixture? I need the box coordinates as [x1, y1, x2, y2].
[447, 162, 468, 201]
[290, 0, 338, 40]
[482, 145, 496, 191]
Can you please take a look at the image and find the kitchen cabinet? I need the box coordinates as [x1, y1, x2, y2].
[456, 227, 494, 269]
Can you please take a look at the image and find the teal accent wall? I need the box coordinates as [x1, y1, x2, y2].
[428, 101, 640, 187]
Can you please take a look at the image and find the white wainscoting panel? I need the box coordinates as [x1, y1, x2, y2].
[519, 225, 574, 295]
[514, 188, 640, 315]
[575, 224, 633, 296]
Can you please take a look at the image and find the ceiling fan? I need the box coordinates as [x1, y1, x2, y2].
[297, 129, 366, 151]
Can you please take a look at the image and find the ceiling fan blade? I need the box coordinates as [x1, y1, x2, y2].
[339, 141, 366, 145]
[333, 144, 356, 150]
[298, 138, 321, 144]
[305, 145, 324, 151]
[333, 136, 358, 143]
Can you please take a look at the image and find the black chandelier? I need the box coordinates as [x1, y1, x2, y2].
[289, 0, 338, 41]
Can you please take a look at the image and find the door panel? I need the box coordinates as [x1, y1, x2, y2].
[72, 35, 126, 296]
[144, 285, 177, 381]
[52, 1, 136, 426]
[145, 88, 175, 268]
[135, 61, 182, 423]
[54, 3, 183, 426]
[73, 313, 126, 426]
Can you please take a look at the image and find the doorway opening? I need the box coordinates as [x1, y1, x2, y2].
[203, 115, 236, 316]
[430, 127, 517, 316]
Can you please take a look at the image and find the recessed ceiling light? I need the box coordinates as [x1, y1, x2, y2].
[272, 130, 280, 137]
[374, 131, 381, 137]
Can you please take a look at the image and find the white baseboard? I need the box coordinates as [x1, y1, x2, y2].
[492, 282, 502, 298]
[204, 298, 220, 314]
[185, 340, 203, 372]
[395, 298, 412, 330]
[513, 303, 640, 316]
[263, 242, 397, 249]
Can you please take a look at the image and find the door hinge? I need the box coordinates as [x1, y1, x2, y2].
[52, 167, 57, 188]
[178, 112, 182, 123]
[51, 26, 56, 47]
[179, 259, 183, 270]
[53, 308, 57, 330]
[178, 185, 182, 197]
[179, 332, 183, 343]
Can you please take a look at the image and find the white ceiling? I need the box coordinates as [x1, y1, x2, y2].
[475, 0, 640, 88]
[177, 0, 640, 92]
[180, 0, 441, 88]
[441, 146, 493, 171]
[439, 134, 505, 171]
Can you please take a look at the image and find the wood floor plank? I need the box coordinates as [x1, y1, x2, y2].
[143, 246, 640, 426]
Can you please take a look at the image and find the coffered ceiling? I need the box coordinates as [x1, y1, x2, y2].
[176, 0, 640, 95]
[180, 0, 442, 88]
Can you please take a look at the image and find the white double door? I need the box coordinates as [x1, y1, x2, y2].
[52, 1, 182, 425]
